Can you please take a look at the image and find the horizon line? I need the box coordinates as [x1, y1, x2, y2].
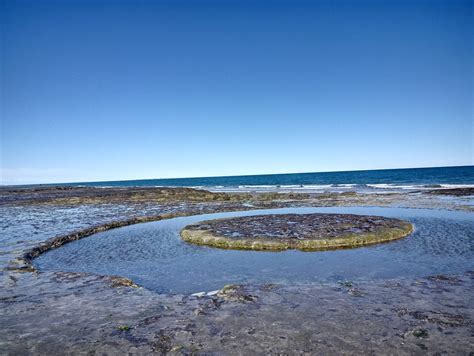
[1, 164, 472, 187]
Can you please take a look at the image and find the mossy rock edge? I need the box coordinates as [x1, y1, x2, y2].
[180, 213, 413, 251]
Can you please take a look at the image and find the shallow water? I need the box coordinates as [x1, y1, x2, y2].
[34, 207, 474, 294]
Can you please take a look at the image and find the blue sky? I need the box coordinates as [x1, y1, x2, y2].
[1, 0, 473, 184]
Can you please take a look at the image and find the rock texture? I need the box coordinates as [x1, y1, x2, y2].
[181, 213, 413, 251]
[425, 187, 474, 196]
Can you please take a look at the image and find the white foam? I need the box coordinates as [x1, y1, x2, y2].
[238, 185, 276, 189]
[280, 184, 334, 190]
[439, 184, 474, 189]
[367, 184, 422, 190]
[367, 183, 474, 190]
[200, 182, 474, 193]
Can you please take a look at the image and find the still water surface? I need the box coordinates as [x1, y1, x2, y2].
[34, 207, 474, 294]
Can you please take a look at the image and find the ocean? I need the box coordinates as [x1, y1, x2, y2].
[67, 165, 474, 193]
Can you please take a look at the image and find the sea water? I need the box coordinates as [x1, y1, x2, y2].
[54, 166, 474, 193]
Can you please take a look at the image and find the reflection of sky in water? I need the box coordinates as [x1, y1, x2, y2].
[34, 207, 474, 294]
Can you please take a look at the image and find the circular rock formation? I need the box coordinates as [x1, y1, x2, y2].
[180, 213, 413, 251]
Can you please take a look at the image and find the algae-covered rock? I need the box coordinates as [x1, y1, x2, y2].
[217, 284, 258, 302]
[180, 213, 413, 251]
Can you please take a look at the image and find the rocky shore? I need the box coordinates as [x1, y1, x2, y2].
[1, 186, 473, 354]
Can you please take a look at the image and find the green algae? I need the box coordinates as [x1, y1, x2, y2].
[117, 325, 130, 331]
[180, 214, 413, 251]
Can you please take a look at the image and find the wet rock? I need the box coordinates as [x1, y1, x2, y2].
[0, 186, 252, 206]
[108, 276, 139, 288]
[338, 280, 354, 288]
[397, 309, 467, 327]
[412, 329, 429, 338]
[426, 275, 462, 285]
[181, 213, 413, 251]
[217, 284, 258, 302]
[425, 188, 474, 196]
[347, 288, 364, 297]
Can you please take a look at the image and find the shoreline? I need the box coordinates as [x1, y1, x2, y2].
[3, 183, 474, 195]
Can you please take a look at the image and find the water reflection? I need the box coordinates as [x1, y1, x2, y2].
[34, 207, 474, 294]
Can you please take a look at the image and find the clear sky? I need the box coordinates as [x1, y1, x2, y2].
[1, 0, 473, 184]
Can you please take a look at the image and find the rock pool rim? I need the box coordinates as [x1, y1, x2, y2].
[16, 204, 294, 272]
[17, 207, 411, 294]
[15, 206, 357, 270]
[16, 207, 262, 273]
[180, 213, 414, 251]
